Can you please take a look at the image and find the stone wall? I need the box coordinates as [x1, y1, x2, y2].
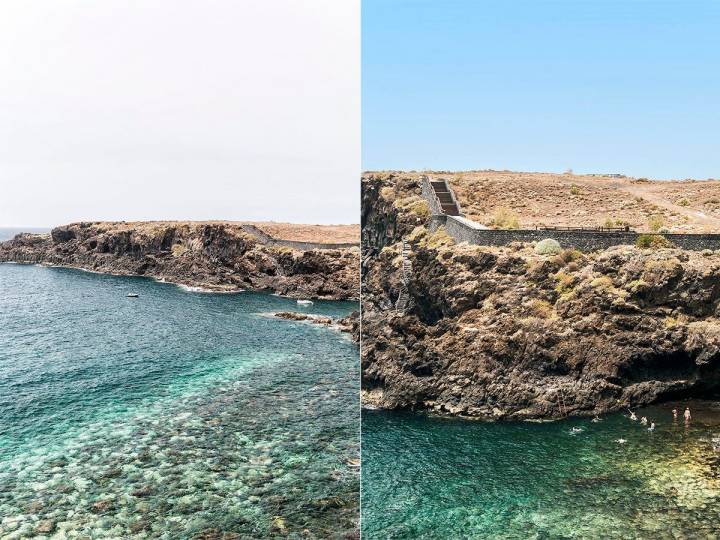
[420, 176, 443, 215]
[429, 215, 720, 252]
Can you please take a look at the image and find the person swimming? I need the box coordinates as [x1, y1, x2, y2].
[630, 411, 637, 421]
[684, 407, 692, 422]
[616, 438, 627, 444]
[570, 427, 584, 435]
[640, 416, 648, 425]
[592, 415, 601, 423]
[672, 408, 678, 420]
[648, 422, 655, 432]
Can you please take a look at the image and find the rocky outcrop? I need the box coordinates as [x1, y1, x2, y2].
[361, 173, 720, 419]
[0, 222, 359, 301]
[274, 311, 357, 333]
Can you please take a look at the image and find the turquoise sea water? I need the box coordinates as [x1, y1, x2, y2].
[0, 263, 359, 538]
[363, 404, 720, 539]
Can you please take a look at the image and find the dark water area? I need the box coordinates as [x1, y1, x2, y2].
[0, 263, 359, 538]
[363, 403, 720, 539]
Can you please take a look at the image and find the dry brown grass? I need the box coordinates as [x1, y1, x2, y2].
[372, 170, 720, 233]
[69, 220, 359, 244]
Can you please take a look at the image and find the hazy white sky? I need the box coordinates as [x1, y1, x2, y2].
[0, 1, 359, 227]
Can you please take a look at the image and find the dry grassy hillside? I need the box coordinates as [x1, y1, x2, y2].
[59, 221, 359, 244]
[374, 170, 720, 233]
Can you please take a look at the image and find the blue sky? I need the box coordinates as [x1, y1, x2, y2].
[363, 0, 720, 179]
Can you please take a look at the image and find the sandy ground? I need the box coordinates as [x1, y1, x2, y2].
[374, 170, 720, 233]
[240, 222, 359, 243]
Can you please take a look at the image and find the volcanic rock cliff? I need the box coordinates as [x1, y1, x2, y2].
[362, 173, 720, 419]
[0, 222, 359, 300]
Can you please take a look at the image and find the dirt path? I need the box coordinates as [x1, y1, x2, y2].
[622, 183, 720, 231]
[570, 177, 720, 232]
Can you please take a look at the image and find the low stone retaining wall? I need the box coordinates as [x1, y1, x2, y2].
[429, 215, 720, 252]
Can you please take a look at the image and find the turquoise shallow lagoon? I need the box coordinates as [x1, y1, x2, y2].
[363, 403, 720, 539]
[0, 263, 359, 538]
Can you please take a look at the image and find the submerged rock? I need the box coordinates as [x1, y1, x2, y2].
[35, 519, 55, 534]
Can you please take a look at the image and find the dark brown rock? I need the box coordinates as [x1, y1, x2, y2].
[361, 174, 720, 420]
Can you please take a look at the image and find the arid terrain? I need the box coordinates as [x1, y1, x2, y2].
[238, 222, 359, 243]
[0, 221, 359, 300]
[375, 170, 720, 233]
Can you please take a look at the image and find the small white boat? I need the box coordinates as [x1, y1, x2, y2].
[297, 299, 313, 306]
[127, 293, 139, 298]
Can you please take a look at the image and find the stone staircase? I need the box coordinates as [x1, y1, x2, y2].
[395, 239, 413, 313]
[430, 179, 461, 216]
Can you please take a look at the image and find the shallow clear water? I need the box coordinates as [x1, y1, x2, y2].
[363, 404, 720, 539]
[0, 263, 359, 539]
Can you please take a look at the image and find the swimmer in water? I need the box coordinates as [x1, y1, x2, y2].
[630, 411, 637, 421]
[648, 422, 655, 432]
[570, 427, 583, 435]
[640, 416, 648, 425]
[592, 415, 601, 423]
[616, 438, 627, 444]
[672, 408, 678, 420]
[684, 407, 692, 422]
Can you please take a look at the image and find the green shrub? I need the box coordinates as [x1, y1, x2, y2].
[570, 184, 580, 195]
[554, 271, 575, 295]
[554, 248, 582, 265]
[534, 238, 562, 255]
[636, 234, 672, 249]
[677, 198, 690, 206]
[490, 208, 520, 229]
[647, 215, 664, 232]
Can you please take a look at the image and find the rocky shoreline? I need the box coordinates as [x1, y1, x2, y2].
[274, 310, 359, 335]
[0, 222, 359, 301]
[361, 173, 720, 420]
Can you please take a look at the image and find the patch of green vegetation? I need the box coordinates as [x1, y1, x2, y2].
[554, 248, 582, 265]
[534, 238, 562, 255]
[393, 195, 431, 219]
[425, 227, 455, 249]
[570, 184, 580, 195]
[602, 217, 630, 228]
[554, 271, 575, 295]
[636, 234, 672, 249]
[677, 197, 690, 206]
[647, 214, 664, 233]
[490, 207, 520, 229]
